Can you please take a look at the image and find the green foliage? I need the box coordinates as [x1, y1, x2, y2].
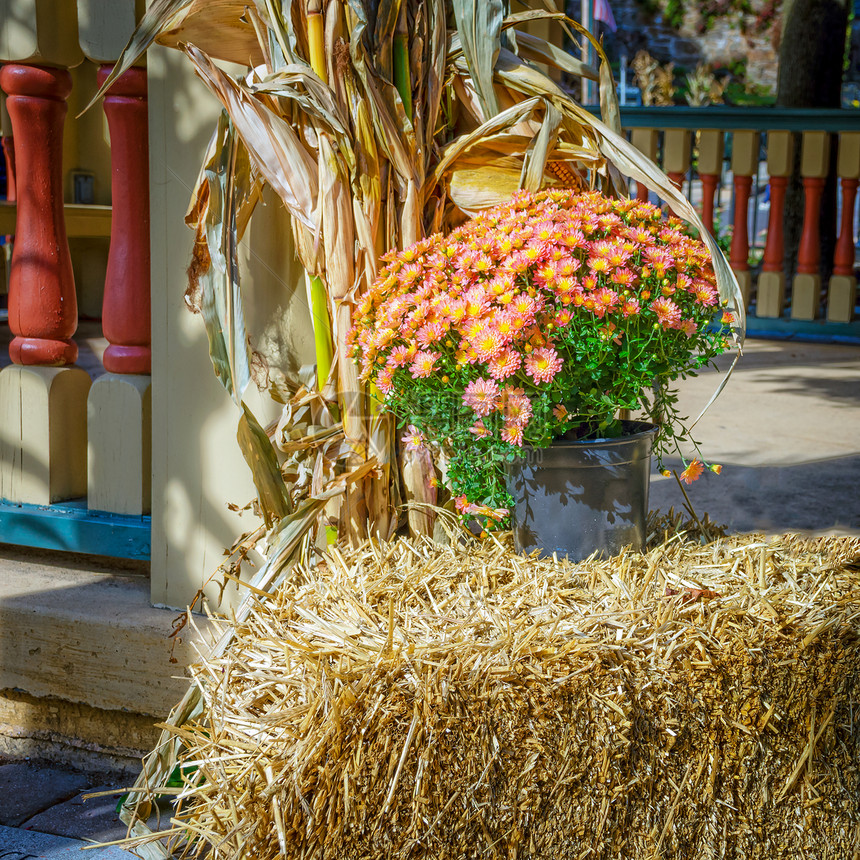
[351, 189, 734, 526]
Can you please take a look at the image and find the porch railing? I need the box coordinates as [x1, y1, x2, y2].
[617, 106, 860, 339]
[0, 2, 150, 560]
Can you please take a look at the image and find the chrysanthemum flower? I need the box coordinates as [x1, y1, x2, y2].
[410, 350, 438, 378]
[592, 287, 620, 318]
[552, 403, 568, 421]
[501, 388, 533, 426]
[463, 378, 501, 416]
[681, 319, 698, 337]
[650, 296, 682, 329]
[473, 327, 504, 361]
[401, 425, 426, 450]
[469, 418, 491, 438]
[487, 349, 521, 380]
[389, 344, 415, 367]
[621, 297, 641, 317]
[375, 365, 395, 394]
[501, 422, 524, 446]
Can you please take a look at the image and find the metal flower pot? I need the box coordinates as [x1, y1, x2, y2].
[506, 422, 658, 560]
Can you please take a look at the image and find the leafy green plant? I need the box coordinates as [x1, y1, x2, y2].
[351, 188, 734, 526]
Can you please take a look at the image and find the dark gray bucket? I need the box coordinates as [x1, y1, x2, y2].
[506, 422, 658, 560]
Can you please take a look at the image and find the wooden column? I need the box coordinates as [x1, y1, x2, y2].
[0, 64, 90, 505]
[827, 132, 860, 322]
[729, 131, 760, 310]
[86, 65, 152, 515]
[757, 130, 793, 318]
[97, 64, 151, 374]
[697, 130, 724, 237]
[0, 64, 78, 365]
[631, 128, 658, 203]
[664, 128, 691, 192]
[792, 131, 830, 320]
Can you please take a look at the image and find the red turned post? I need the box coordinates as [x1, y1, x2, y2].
[729, 175, 752, 275]
[796, 176, 826, 276]
[700, 173, 719, 236]
[2, 131, 15, 222]
[97, 64, 151, 374]
[761, 177, 788, 274]
[832, 177, 858, 278]
[756, 130, 792, 318]
[728, 131, 760, 309]
[828, 132, 860, 322]
[792, 131, 829, 320]
[667, 172, 684, 192]
[0, 64, 77, 366]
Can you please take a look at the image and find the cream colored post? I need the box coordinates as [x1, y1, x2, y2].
[148, 49, 313, 610]
[663, 129, 691, 191]
[630, 128, 658, 202]
[0, 366, 90, 503]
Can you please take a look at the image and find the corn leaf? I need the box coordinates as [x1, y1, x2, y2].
[184, 44, 318, 230]
[513, 29, 598, 81]
[451, 0, 505, 119]
[156, 0, 264, 65]
[520, 101, 561, 192]
[195, 113, 253, 404]
[84, 0, 260, 114]
[237, 404, 293, 526]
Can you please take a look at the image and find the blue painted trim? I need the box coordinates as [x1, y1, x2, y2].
[0, 499, 151, 560]
[746, 315, 860, 345]
[582, 106, 860, 132]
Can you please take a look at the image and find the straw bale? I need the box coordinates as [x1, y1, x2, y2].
[149, 518, 860, 859]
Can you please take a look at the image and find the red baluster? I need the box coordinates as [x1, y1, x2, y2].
[700, 173, 719, 237]
[1, 134, 13, 280]
[2, 132, 15, 220]
[762, 176, 788, 274]
[832, 177, 858, 277]
[97, 65, 151, 375]
[0, 65, 77, 366]
[667, 172, 684, 192]
[636, 180, 649, 202]
[729, 174, 752, 275]
[796, 176, 826, 276]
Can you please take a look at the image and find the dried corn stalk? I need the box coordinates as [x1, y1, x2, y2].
[93, 0, 743, 551]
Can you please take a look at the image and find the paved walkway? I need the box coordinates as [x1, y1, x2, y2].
[0, 758, 161, 857]
[650, 338, 860, 535]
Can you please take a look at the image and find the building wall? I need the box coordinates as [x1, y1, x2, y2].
[607, 0, 779, 92]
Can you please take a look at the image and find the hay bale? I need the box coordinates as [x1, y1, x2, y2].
[152, 519, 860, 859]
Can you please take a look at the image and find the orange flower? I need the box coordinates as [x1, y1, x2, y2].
[680, 460, 705, 484]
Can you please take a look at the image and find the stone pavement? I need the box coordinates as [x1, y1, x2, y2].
[0, 757, 166, 857]
[649, 338, 860, 535]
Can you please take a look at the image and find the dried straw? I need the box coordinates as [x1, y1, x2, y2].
[135, 516, 860, 859]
